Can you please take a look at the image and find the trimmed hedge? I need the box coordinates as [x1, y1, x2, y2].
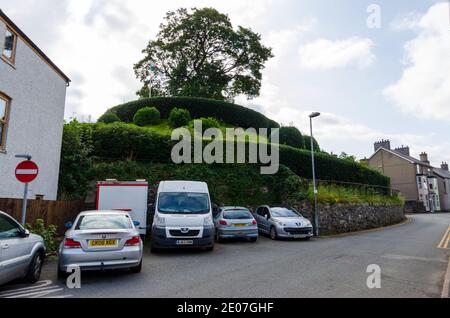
[90, 123, 389, 187]
[133, 107, 161, 126]
[105, 97, 280, 130]
[169, 108, 191, 128]
[98, 111, 121, 124]
[279, 126, 305, 149]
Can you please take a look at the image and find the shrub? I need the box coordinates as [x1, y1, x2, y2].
[98, 111, 121, 124]
[195, 117, 221, 131]
[169, 108, 191, 128]
[279, 126, 305, 149]
[58, 120, 94, 200]
[133, 107, 161, 126]
[26, 219, 59, 256]
[103, 97, 280, 129]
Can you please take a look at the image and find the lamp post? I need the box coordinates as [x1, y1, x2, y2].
[309, 112, 321, 236]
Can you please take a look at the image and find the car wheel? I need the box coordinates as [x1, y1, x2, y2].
[270, 227, 278, 240]
[130, 261, 142, 274]
[57, 264, 68, 280]
[24, 251, 44, 283]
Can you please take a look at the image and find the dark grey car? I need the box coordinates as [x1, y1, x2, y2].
[213, 207, 258, 242]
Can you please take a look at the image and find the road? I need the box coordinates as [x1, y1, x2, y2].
[1, 213, 449, 298]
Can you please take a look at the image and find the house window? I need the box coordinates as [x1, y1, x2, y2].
[2, 27, 17, 63]
[0, 93, 10, 151]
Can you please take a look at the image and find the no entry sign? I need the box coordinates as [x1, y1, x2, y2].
[15, 160, 39, 183]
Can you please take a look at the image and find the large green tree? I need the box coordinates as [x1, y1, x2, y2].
[134, 8, 273, 100]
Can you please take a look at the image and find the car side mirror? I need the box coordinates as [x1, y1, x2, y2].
[65, 222, 73, 229]
[133, 221, 141, 227]
[20, 229, 30, 237]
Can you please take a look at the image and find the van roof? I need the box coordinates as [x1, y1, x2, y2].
[159, 181, 209, 193]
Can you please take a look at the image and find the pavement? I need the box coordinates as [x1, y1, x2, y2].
[1, 213, 449, 298]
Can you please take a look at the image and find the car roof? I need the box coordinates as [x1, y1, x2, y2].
[78, 210, 131, 216]
[159, 181, 209, 193]
[221, 206, 250, 211]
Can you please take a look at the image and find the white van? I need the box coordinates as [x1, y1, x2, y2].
[151, 181, 215, 252]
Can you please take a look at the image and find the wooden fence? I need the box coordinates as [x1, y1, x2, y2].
[0, 198, 87, 236]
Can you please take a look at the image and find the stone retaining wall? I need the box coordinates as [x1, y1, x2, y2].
[290, 202, 405, 235]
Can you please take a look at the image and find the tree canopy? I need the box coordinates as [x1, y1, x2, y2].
[134, 7, 273, 100]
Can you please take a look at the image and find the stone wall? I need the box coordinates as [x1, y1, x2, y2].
[290, 202, 405, 235]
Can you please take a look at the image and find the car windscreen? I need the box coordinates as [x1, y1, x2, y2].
[158, 193, 210, 214]
[75, 214, 132, 230]
[223, 210, 253, 220]
[271, 208, 301, 218]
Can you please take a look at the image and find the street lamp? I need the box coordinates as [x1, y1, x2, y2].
[309, 112, 321, 236]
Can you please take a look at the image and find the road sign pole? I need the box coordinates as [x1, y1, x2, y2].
[21, 182, 29, 225]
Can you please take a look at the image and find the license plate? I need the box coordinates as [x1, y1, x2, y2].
[293, 235, 306, 239]
[234, 224, 247, 228]
[176, 240, 194, 246]
[89, 239, 118, 247]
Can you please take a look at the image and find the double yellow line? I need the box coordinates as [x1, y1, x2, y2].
[438, 225, 450, 249]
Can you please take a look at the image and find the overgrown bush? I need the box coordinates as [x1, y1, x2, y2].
[133, 107, 161, 126]
[26, 219, 59, 256]
[169, 108, 191, 128]
[279, 126, 305, 149]
[98, 111, 121, 124]
[58, 120, 94, 200]
[104, 97, 280, 129]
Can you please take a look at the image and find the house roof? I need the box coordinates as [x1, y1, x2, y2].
[369, 147, 433, 168]
[434, 168, 450, 179]
[0, 9, 70, 84]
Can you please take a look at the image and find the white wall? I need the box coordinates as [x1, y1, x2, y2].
[0, 20, 67, 200]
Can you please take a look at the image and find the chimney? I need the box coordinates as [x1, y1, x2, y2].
[374, 139, 391, 152]
[420, 152, 430, 165]
[442, 162, 449, 171]
[394, 145, 410, 156]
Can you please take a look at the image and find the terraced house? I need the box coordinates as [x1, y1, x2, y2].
[0, 9, 70, 200]
[366, 140, 449, 213]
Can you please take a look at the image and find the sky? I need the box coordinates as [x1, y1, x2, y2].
[1, 0, 449, 166]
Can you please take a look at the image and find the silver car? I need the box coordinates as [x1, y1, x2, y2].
[0, 211, 46, 286]
[254, 206, 313, 240]
[213, 207, 258, 242]
[58, 211, 143, 278]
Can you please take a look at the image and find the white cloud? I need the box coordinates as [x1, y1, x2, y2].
[272, 108, 450, 166]
[298, 37, 375, 70]
[384, 2, 450, 122]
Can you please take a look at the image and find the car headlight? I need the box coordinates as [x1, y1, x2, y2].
[204, 215, 214, 227]
[155, 216, 166, 228]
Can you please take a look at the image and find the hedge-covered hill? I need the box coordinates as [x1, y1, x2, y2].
[104, 97, 280, 130]
[87, 122, 389, 187]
